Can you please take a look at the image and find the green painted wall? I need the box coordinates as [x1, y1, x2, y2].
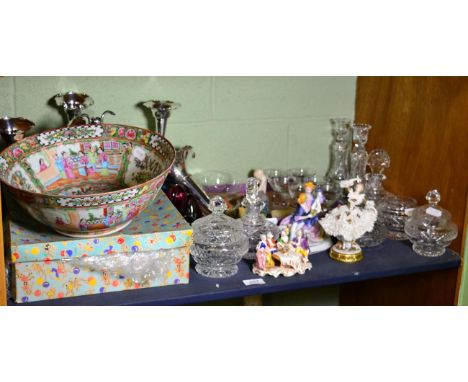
[1, 76, 358, 305]
[1, 76, 356, 176]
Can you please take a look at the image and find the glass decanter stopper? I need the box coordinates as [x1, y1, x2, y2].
[326, 118, 352, 186]
[350, 123, 372, 180]
[54, 91, 94, 125]
[191, 196, 249, 278]
[404, 190, 458, 257]
[364, 149, 391, 199]
[367, 148, 390, 175]
[0, 115, 35, 146]
[241, 177, 279, 259]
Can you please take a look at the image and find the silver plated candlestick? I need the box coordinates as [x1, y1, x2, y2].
[142, 99, 210, 212]
[142, 100, 180, 137]
[54, 91, 94, 125]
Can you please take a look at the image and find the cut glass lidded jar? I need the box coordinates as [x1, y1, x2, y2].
[191, 196, 249, 278]
[404, 190, 458, 257]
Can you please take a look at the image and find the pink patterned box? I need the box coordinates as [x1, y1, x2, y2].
[8, 192, 192, 303]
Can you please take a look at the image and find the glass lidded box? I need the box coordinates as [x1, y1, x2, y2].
[191, 196, 249, 278]
[404, 190, 458, 257]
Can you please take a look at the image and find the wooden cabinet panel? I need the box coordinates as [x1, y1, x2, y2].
[340, 268, 459, 306]
[355, 76, 468, 253]
[346, 76, 468, 305]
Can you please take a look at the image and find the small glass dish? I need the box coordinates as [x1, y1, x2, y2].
[191, 196, 249, 278]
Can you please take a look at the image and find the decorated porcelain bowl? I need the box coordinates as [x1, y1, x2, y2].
[0, 123, 175, 237]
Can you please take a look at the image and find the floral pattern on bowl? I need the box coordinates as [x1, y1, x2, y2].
[0, 123, 175, 238]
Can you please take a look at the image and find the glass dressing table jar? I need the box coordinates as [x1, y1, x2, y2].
[405, 190, 458, 257]
[191, 196, 249, 278]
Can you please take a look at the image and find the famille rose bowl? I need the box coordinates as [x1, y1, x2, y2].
[0, 123, 175, 238]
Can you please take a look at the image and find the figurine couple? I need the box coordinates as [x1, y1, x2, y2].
[280, 181, 326, 243]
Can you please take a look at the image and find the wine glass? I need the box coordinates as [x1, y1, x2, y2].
[287, 168, 316, 198]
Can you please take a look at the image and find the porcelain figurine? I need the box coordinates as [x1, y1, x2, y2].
[276, 226, 291, 253]
[280, 181, 332, 254]
[253, 169, 268, 194]
[252, 228, 312, 278]
[319, 177, 378, 263]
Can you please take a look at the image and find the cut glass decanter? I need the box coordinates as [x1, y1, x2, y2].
[241, 177, 279, 259]
[357, 149, 390, 247]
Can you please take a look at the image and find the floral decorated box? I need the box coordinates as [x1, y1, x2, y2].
[8, 192, 192, 303]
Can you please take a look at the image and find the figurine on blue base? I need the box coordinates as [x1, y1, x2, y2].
[280, 181, 332, 254]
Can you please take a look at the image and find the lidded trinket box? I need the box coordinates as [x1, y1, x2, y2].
[404, 190, 458, 257]
[191, 196, 249, 278]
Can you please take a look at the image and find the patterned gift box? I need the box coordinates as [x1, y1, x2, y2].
[8, 192, 192, 303]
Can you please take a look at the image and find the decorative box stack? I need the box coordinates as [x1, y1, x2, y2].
[7, 192, 192, 303]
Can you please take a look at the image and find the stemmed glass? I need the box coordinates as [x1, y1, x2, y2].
[288, 168, 316, 198]
[264, 169, 295, 207]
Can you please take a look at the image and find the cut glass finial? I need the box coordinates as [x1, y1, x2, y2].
[208, 196, 227, 214]
[426, 190, 441, 205]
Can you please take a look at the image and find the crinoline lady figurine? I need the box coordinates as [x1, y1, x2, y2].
[319, 177, 378, 263]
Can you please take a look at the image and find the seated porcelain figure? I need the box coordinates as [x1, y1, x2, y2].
[280, 181, 332, 254]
